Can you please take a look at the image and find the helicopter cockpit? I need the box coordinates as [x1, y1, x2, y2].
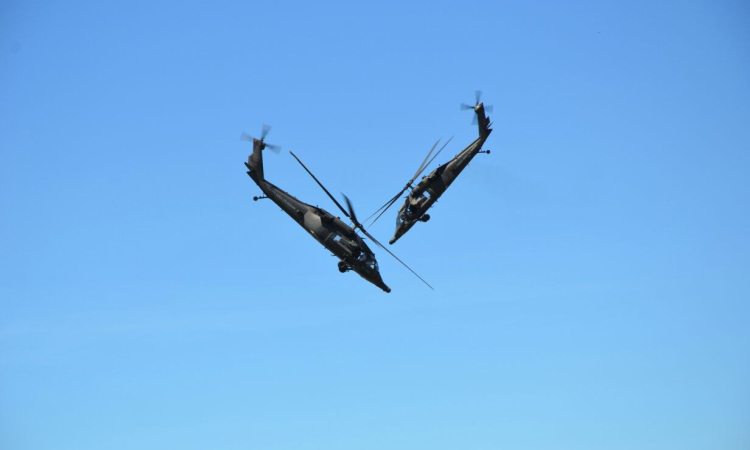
[397, 201, 419, 227]
[355, 246, 378, 270]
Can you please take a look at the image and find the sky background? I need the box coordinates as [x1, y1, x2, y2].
[1, 1, 749, 449]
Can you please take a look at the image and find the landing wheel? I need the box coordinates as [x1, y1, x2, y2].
[338, 261, 348, 273]
[420, 214, 431, 222]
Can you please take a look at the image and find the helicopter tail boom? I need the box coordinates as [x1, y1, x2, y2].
[475, 104, 492, 139]
[246, 139, 265, 181]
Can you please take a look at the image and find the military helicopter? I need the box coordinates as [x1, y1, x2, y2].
[367, 91, 494, 244]
[242, 125, 432, 293]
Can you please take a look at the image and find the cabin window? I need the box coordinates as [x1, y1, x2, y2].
[332, 234, 342, 242]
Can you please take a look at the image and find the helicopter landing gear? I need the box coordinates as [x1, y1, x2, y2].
[420, 214, 430, 222]
[478, 149, 491, 154]
[253, 195, 268, 201]
[338, 261, 348, 273]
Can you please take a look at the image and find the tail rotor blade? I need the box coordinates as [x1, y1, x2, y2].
[261, 124, 271, 140]
[460, 103, 474, 110]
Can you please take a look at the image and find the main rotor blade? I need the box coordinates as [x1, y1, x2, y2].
[363, 139, 439, 227]
[365, 137, 454, 227]
[342, 192, 433, 290]
[240, 132, 254, 142]
[410, 138, 441, 185]
[484, 104, 494, 113]
[475, 90, 482, 104]
[423, 135, 454, 170]
[360, 227, 434, 290]
[368, 194, 404, 227]
[289, 151, 351, 219]
[261, 124, 271, 140]
[460, 103, 474, 110]
[341, 194, 361, 227]
[364, 191, 401, 224]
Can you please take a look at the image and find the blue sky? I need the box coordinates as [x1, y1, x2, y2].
[1, 1, 749, 449]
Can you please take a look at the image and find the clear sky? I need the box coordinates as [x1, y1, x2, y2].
[1, 1, 749, 449]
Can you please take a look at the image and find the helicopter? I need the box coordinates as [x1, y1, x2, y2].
[242, 125, 432, 293]
[366, 91, 494, 244]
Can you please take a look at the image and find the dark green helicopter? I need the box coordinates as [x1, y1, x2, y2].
[243, 125, 432, 292]
[367, 91, 494, 244]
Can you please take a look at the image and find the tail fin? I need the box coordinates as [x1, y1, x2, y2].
[245, 139, 265, 181]
[475, 104, 492, 139]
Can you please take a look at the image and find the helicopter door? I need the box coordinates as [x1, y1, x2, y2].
[329, 233, 349, 253]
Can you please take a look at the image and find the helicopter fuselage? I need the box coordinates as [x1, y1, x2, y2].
[248, 168, 391, 293]
[390, 133, 491, 245]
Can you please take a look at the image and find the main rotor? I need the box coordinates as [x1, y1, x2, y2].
[289, 151, 434, 290]
[364, 136, 453, 227]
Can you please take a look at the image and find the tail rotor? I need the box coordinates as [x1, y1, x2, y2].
[240, 124, 281, 153]
[461, 90, 493, 121]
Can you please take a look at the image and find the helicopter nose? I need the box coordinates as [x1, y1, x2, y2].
[383, 286, 391, 293]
